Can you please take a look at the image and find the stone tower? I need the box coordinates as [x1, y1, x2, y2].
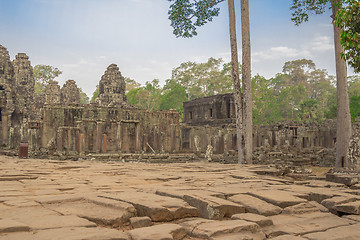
[0, 45, 15, 113]
[96, 64, 128, 107]
[45, 81, 61, 105]
[60, 80, 80, 105]
[12, 53, 35, 116]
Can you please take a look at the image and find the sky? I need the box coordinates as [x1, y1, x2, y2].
[0, 0, 349, 98]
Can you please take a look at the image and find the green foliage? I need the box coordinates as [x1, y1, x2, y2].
[125, 77, 141, 93]
[159, 80, 187, 115]
[252, 74, 282, 124]
[33, 64, 62, 95]
[90, 85, 99, 102]
[290, 0, 330, 25]
[335, 0, 360, 72]
[168, 0, 224, 38]
[252, 59, 337, 124]
[78, 88, 89, 104]
[350, 95, 360, 121]
[126, 79, 162, 111]
[170, 57, 233, 100]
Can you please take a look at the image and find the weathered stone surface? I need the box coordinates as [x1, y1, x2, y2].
[180, 218, 261, 239]
[231, 213, 273, 227]
[23, 215, 97, 230]
[264, 212, 353, 237]
[96, 64, 130, 108]
[45, 80, 61, 105]
[271, 235, 308, 240]
[60, 80, 80, 105]
[304, 223, 360, 240]
[282, 201, 328, 214]
[0, 219, 30, 233]
[128, 223, 186, 240]
[44, 197, 136, 226]
[247, 190, 306, 208]
[101, 191, 199, 221]
[183, 194, 245, 219]
[0, 227, 129, 240]
[335, 200, 360, 214]
[321, 195, 358, 213]
[228, 193, 282, 216]
[129, 216, 152, 228]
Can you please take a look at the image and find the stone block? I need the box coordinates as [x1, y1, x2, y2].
[228, 193, 282, 216]
[128, 223, 186, 240]
[129, 216, 152, 228]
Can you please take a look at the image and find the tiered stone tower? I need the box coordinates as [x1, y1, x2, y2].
[96, 64, 130, 107]
[60, 80, 80, 105]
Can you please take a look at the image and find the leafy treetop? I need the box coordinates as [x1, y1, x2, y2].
[168, 0, 225, 38]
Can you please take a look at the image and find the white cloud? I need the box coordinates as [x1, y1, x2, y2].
[253, 46, 312, 62]
[310, 36, 334, 52]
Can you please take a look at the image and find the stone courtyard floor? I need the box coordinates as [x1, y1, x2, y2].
[1, 155, 360, 239]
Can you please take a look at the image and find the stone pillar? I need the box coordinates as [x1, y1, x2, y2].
[102, 134, 107, 153]
[1, 112, 9, 146]
[96, 121, 103, 153]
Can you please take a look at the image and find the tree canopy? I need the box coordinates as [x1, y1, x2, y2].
[335, 0, 360, 72]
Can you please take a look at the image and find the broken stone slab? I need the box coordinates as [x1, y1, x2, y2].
[263, 212, 353, 237]
[0, 219, 30, 233]
[231, 213, 273, 227]
[343, 214, 360, 222]
[179, 218, 262, 239]
[271, 235, 308, 240]
[23, 215, 97, 230]
[210, 232, 266, 240]
[326, 172, 360, 186]
[100, 191, 199, 222]
[247, 190, 306, 208]
[183, 194, 245, 219]
[44, 197, 136, 227]
[0, 227, 129, 240]
[321, 195, 359, 213]
[304, 222, 360, 240]
[228, 193, 282, 216]
[282, 201, 328, 214]
[128, 223, 186, 240]
[129, 216, 152, 229]
[32, 194, 83, 204]
[335, 200, 360, 214]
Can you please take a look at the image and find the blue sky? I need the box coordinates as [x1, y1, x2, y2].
[0, 0, 344, 97]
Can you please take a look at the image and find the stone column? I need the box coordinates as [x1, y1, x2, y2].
[96, 121, 103, 153]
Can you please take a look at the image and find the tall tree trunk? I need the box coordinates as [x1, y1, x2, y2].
[331, 0, 352, 168]
[228, 0, 244, 164]
[241, 0, 253, 164]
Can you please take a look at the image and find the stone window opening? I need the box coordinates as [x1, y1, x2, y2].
[209, 108, 213, 118]
[189, 111, 193, 120]
[226, 101, 231, 118]
[0, 108, 2, 121]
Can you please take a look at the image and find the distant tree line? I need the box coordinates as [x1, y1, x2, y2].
[118, 58, 360, 123]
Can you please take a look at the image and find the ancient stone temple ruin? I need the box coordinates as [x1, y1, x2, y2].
[0, 44, 353, 167]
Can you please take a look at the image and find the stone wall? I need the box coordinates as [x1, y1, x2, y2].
[36, 106, 180, 156]
[183, 93, 235, 125]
